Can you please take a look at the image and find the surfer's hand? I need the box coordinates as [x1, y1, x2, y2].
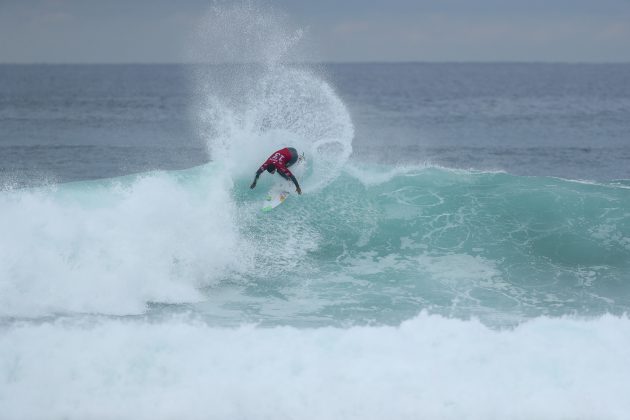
[296, 186, 302, 195]
[250, 181, 256, 189]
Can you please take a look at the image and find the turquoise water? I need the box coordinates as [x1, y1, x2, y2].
[230, 165, 630, 327]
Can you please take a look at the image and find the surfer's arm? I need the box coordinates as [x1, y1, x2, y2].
[250, 167, 264, 189]
[279, 166, 301, 194]
[289, 174, 302, 195]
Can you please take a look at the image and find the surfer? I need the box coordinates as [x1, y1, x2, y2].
[250, 147, 302, 195]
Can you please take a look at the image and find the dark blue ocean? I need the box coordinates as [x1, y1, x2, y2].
[3, 63, 630, 185]
[1, 61, 630, 419]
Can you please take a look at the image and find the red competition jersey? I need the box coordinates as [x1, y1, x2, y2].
[259, 148, 294, 179]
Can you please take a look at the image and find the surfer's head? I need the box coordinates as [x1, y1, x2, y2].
[266, 164, 276, 173]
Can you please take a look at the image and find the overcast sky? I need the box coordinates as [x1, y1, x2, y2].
[1, 0, 629, 63]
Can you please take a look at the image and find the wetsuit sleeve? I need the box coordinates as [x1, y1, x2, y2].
[278, 166, 292, 178]
[255, 163, 267, 178]
[251, 165, 266, 189]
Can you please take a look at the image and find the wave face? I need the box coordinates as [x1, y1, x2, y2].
[2, 163, 629, 326]
[227, 164, 630, 327]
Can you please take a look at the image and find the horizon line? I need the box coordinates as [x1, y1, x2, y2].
[1, 60, 630, 66]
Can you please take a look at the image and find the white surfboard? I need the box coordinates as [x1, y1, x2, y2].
[262, 190, 291, 212]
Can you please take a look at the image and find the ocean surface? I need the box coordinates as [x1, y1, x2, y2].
[1, 60, 630, 419]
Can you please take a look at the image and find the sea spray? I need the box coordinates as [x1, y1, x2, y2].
[191, 3, 354, 190]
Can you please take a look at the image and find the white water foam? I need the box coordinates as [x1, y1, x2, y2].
[0, 165, 247, 317]
[1, 313, 628, 420]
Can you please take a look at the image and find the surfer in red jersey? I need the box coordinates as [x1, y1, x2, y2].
[250, 147, 302, 194]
